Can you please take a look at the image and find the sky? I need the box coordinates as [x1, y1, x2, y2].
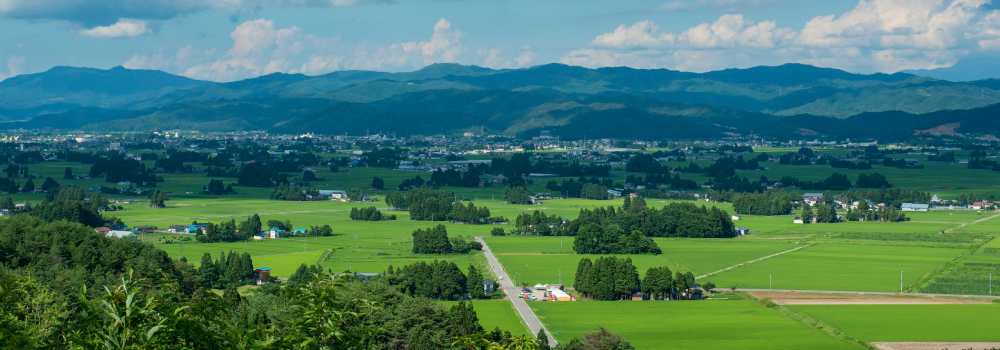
[0, 0, 999, 82]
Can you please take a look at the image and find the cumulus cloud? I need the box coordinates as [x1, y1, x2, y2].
[569, 0, 1000, 73]
[0, 54, 25, 81]
[124, 17, 510, 81]
[343, 18, 467, 70]
[76, 19, 152, 38]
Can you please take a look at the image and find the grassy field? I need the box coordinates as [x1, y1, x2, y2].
[485, 236, 803, 287]
[532, 298, 863, 349]
[708, 243, 965, 292]
[441, 300, 531, 336]
[788, 304, 1000, 342]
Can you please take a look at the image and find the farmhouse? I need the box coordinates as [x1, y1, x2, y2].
[267, 227, 283, 239]
[483, 279, 496, 293]
[167, 225, 189, 233]
[802, 193, 824, 206]
[731, 215, 741, 221]
[900, 203, 929, 212]
[318, 190, 348, 201]
[735, 227, 750, 236]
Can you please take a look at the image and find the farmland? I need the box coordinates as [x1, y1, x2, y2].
[440, 300, 531, 336]
[787, 304, 1000, 342]
[531, 297, 864, 350]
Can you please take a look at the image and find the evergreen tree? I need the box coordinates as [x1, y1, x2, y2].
[537, 329, 552, 350]
[467, 265, 485, 299]
[198, 252, 219, 288]
[63, 167, 74, 179]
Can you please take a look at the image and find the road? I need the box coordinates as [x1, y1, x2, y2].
[476, 236, 558, 347]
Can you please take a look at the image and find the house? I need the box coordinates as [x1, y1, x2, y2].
[735, 227, 750, 236]
[971, 201, 993, 210]
[802, 193, 824, 205]
[548, 288, 572, 302]
[167, 225, 188, 234]
[0, 209, 9, 216]
[319, 190, 348, 201]
[900, 203, 930, 212]
[731, 215, 741, 221]
[267, 227, 283, 239]
[94, 227, 112, 233]
[793, 217, 804, 224]
[133, 225, 154, 233]
[483, 279, 496, 293]
[253, 268, 272, 284]
[292, 228, 308, 236]
[631, 291, 646, 301]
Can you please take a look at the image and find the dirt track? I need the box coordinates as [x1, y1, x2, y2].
[873, 342, 1000, 350]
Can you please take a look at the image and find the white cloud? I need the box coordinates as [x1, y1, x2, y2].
[480, 47, 536, 69]
[0, 54, 25, 81]
[570, 0, 1000, 73]
[76, 19, 152, 37]
[344, 18, 468, 70]
[124, 17, 499, 81]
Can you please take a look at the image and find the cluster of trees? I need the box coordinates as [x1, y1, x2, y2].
[0, 176, 21, 193]
[397, 175, 427, 190]
[89, 154, 161, 184]
[387, 186, 456, 220]
[856, 173, 892, 188]
[503, 186, 532, 204]
[574, 257, 640, 300]
[359, 147, 406, 167]
[382, 261, 485, 300]
[573, 224, 662, 254]
[727, 190, 793, 216]
[350, 206, 397, 221]
[203, 179, 236, 195]
[448, 201, 502, 224]
[547, 179, 610, 200]
[928, 152, 956, 162]
[196, 219, 241, 243]
[799, 202, 839, 223]
[148, 190, 167, 208]
[205, 166, 241, 177]
[566, 198, 736, 239]
[27, 189, 116, 228]
[155, 151, 207, 173]
[269, 183, 316, 201]
[196, 251, 254, 289]
[431, 169, 482, 187]
[4, 162, 29, 178]
[371, 176, 385, 189]
[237, 162, 287, 187]
[575, 257, 700, 301]
[514, 210, 565, 235]
[411, 225, 482, 254]
[782, 173, 853, 191]
[843, 201, 909, 222]
[301, 170, 321, 182]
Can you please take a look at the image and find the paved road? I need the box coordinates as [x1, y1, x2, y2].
[735, 288, 1000, 299]
[476, 236, 557, 347]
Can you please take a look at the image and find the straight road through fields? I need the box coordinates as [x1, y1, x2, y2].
[476, 236, 558, 347]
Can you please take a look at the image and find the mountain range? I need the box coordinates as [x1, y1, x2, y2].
[903, 57, 1000, 82]
[2, 62, 1000, 140]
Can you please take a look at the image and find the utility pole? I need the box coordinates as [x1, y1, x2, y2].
[900, 271, 904, 292]
[769, 270, 772, 291]
[991, 273, 993, 295]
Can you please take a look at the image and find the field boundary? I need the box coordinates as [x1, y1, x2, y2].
[747, 292, 875, 350]
[696, 243, 815, 279]
[944, 211, 1000, 233]
[122, 209, 349, 222]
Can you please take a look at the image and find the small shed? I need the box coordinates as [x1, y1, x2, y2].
[631, 291, 646, 301]
[483, 279, 496, 293]
[735, 227, 750, 236]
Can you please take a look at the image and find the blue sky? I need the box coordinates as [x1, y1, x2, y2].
[0, 0, 998, 81]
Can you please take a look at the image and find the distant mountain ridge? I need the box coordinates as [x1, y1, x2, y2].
[2, 63, 1000, 140]
[903, 57, 1000, 82]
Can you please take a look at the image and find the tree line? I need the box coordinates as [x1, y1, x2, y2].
[350, 206, 397, 221]
[575, 257, 700, 301]
[565, 197, 736, 239]
[412, 224, 482, 254]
